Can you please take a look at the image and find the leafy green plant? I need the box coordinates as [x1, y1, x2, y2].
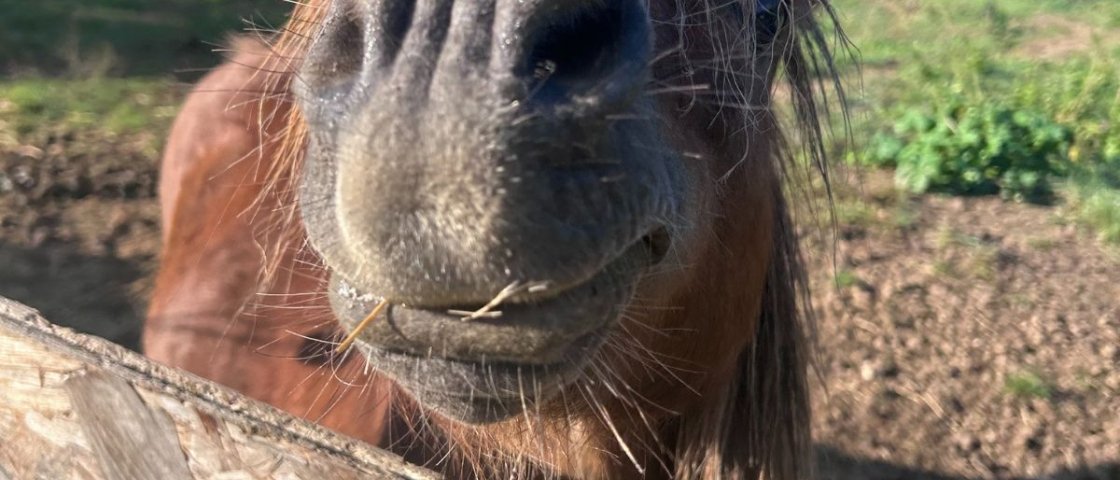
[1016, 59, 1120, 172]
[865, 99, 1071, 202]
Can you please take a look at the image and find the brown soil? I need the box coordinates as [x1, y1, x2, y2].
[0, 135, 161, 348]
[809, 171, 1120, 479]
[1, 142, 1117, 477]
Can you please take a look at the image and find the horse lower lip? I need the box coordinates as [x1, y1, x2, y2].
[327, 236, 653, 365]
[328, 273, 626, 364]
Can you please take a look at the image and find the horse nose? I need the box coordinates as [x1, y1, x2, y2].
[296, 0, 662, 305]
[298, 0, 652, 109]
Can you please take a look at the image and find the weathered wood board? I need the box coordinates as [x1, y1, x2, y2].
[0, 297, 438, 480]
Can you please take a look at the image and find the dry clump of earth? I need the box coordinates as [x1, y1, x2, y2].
[0, 134, 1117, 478]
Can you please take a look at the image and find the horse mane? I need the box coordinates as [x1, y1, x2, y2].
[672, 2, 850, 478]
[233, 1, 851, 478]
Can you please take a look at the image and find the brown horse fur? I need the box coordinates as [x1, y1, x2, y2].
[145, 1, 848, 479]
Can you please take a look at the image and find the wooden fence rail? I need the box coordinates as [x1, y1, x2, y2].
[0, 297, 438, 480]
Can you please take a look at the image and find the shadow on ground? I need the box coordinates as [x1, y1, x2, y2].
[0, 241, 146, 349]
[817, 445, 1120, 480]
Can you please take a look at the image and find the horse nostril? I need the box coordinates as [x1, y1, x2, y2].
[301, 0, 419, 93]
[524, 2, 649, 102]
[301, 3, 365, 88]
[642, 227, 671, 265]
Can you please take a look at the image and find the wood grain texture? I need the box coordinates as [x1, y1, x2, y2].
[0, 297, 438, 480]
[66, 371, 194, 480]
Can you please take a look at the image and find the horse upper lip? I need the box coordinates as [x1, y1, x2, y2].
[427, 227, 669, 311]
[333, 226, 669, 312]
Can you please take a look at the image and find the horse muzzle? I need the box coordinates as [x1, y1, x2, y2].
[294, 0, 685, 423]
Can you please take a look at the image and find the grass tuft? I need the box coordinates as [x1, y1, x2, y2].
[1067, 178, 1120, 245]
[834, 269, 860, 289]
[1004, 370, 1054, 400]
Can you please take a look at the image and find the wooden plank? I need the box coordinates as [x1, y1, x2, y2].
[66, 371, 194, 480]
[0, 297, 438, 480]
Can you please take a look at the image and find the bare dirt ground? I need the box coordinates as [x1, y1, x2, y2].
[0, 134, 161, 348]
[1, 143, 1117, 478]
[1012, 14, 1120, 62]
[809, 172, 1120, 479]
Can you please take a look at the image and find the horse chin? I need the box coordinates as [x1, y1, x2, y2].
[351, 339, 603, 424]
[324, 230, 667, 424]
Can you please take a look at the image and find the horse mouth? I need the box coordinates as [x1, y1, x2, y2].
[325, 227, 669, 423]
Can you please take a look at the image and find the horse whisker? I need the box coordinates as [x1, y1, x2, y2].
[336, 298, 390, 353]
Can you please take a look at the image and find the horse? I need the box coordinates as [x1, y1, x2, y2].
[144, 1, 845, 478]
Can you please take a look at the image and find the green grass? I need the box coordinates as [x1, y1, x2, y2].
[0, 1, 282, 151]
[833, 269, 860, 289]
[0, 79, 177, 138]
[1067, 177, 1120, 244]
[833, 0, 1120, 244]
[834, 199, 878, 227]
[0, 0, 288, 77]
[1004, 370, 1055, 400]
[1026, 236, 1059, 251]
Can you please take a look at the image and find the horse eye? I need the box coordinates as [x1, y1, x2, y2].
[754, 0, 784, 44]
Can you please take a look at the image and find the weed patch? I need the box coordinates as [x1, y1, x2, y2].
[835, 0, 1120, 243]
[1004, 370, 1054, 400]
